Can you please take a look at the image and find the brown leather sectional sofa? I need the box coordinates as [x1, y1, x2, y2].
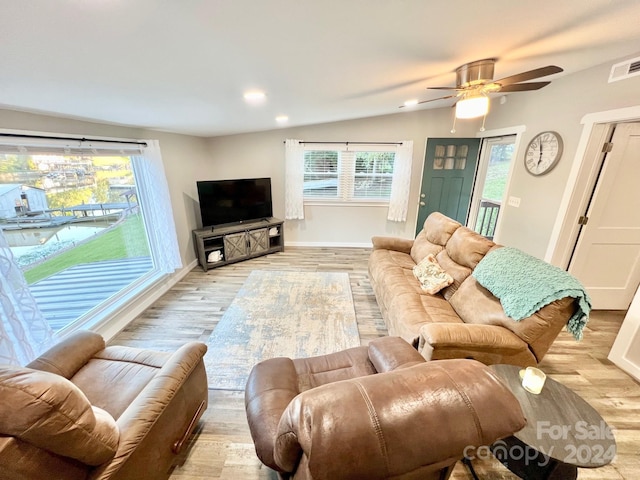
[368, 212, 577, 367]
[0, 331, 208, 480]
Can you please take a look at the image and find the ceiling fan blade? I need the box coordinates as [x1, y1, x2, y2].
[427, 86, 464, 91]
[498, 81, 551, 92]
[495, 65, 563, 86]
[417, 94, 458, 104]
[399, 94, 457, 108]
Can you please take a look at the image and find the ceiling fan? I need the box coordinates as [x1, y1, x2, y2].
[400, 58, 563, 110]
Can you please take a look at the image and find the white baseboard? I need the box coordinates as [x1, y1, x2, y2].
[285, 241, 372, 248]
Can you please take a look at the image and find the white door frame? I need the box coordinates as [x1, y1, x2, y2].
[545, 105, 640, 266]
[467, 134, 517, 242]
[473, 125, 525, 244]
[544, 104, 640, 382]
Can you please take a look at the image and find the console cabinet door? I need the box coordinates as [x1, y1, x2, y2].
[248, 228, 269, 255]
[224, 232, 248, 261]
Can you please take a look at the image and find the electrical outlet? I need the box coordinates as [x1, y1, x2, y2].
[507, 196, 521, 208]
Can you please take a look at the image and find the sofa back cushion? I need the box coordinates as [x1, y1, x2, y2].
[410, 212, 461, 264]
[434, 228, 496, 300]
[445, 226, 496, 269]
[0, 366, 119, 466]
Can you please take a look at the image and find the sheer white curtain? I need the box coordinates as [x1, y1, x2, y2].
[284, 139, 305, 220]
[0, 229, 55, 365]
[132, 140, 182, 274]
[387, 140, 413, 222]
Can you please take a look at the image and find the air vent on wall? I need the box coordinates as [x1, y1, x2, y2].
[608, 55, 640, 83]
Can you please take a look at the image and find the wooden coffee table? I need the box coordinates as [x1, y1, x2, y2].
[480, 364, 617, 479]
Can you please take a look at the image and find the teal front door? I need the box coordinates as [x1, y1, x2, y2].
[415, 138, 481, 235]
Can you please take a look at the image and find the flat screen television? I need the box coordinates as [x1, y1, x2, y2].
[197, 177, 273, 228]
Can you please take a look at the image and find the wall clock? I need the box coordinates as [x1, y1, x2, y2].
[524, 131, 563, 176]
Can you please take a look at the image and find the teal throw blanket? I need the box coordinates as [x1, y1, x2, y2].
[472, 247, 591, 341]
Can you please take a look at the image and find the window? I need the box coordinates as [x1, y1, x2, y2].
[0, 136, 178, 334]
[303, 147, 396, 202]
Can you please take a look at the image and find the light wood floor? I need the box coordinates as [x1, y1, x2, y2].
[111, 247, 640, 479]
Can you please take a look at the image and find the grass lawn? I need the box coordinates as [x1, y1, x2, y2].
[482, 160, 511, 201]
[24, 214, 151, 284]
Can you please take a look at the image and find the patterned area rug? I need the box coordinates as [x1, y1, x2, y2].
[204, 270, 361, 390]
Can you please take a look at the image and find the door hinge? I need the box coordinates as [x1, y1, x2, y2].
[578, 216, 589, 225]
[602, 142, 613, 153]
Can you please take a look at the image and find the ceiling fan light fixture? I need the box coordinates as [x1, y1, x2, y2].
[455, 94, 489, 119]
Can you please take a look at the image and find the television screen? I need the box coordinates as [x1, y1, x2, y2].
[197, 177, 273, 227]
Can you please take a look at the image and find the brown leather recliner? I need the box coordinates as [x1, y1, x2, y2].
[245, 336, 526, 480]
[0, 331, 208, 480]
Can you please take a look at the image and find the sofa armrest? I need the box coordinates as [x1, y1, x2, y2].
[0, 365, 119, 466]
[371, 236, 413, 254]
[91, 341, 207, 479]
[245, 357, 301, 472]
[27, 331, 106, 379]
[419, 323, 530, 358]
[274, 359, 526, 479]
[420, 323, 528, 351]
[367, 336, 425, 372]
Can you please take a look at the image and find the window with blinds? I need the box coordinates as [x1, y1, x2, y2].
[303, 148, 396, 202]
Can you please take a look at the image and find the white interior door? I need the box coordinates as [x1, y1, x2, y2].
[568, 122, 640, 309]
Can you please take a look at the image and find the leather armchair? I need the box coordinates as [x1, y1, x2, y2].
[245, 336, 526, 480]
[0, 331, 208, 480]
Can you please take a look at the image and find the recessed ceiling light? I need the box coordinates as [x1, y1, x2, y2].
[275, 115, 289, 123]
[403, 99, 418, 107]
[243, 91, 266, 102]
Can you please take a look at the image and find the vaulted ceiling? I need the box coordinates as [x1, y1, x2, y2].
[1, 0, 639, 137]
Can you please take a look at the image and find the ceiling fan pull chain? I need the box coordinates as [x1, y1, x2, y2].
[450, 113, 457, 134]
[479, 114, 487, 132]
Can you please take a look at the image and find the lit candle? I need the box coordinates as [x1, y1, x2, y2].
[522, 367, 546, 394]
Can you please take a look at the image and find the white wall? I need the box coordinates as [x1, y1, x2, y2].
[486, 53, 640, 258]
[206, 108, 480, 246]
[3, 52, 638, 259]
[204, 52, 640, 256]
[609, 285, 640, 382]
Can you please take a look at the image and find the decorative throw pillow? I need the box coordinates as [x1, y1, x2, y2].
[413, 254, 454, 294]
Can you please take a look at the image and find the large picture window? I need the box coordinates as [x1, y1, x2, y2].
[0, 135, 179, 335]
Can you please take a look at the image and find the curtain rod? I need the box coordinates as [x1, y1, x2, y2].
[283, 140, 402, 145]
[0, 132, 147, 147]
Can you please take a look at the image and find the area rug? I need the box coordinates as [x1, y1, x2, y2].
[204, 270, 361, 390]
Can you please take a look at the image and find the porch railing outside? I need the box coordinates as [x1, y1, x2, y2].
[476, 199, 501, 240]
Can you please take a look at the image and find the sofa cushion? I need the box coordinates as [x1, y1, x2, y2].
[385, 292, 462, 344]
[71, 347, 170, 419]
[445, 226, 496, 269]
[409, 230, 444, 265]
[436, 249, 473, 301]
[424, 211, 462, 245]
[0, 366, 119, 466]
[410, 213, 461, 264]
[449, 276, 557, 341]
[413, 254, 454, 294]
